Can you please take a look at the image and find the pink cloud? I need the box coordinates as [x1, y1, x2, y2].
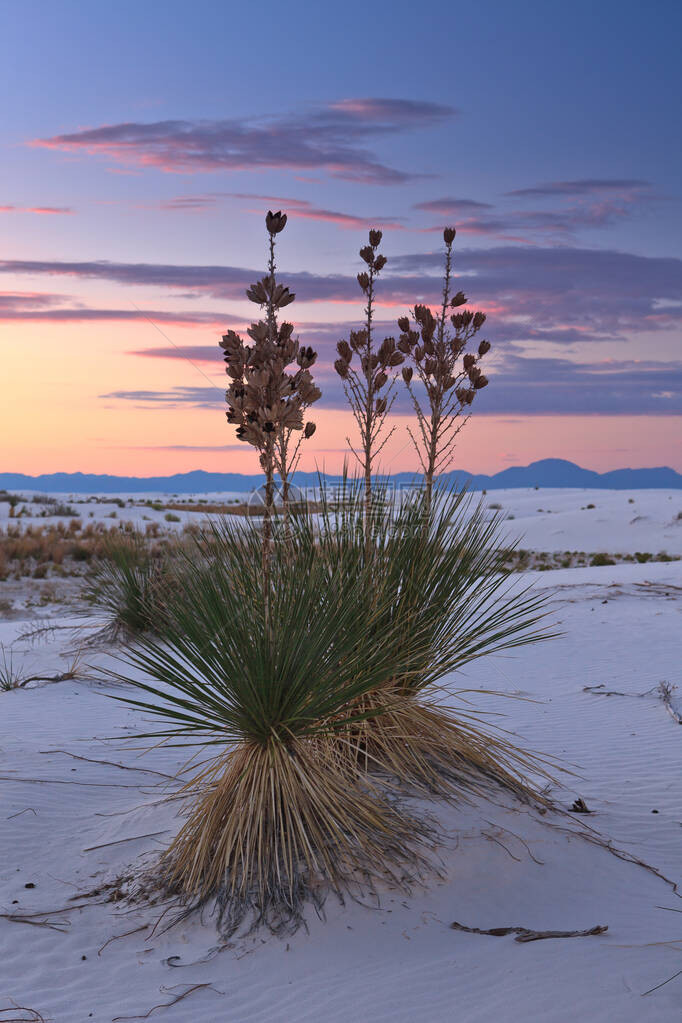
[31, 99, 455, 184]
[0, 204, 73, 215]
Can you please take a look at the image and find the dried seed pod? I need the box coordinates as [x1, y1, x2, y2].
[463, 353, 476, 371]
[304, 421, 316, 439]
[473, 311, 486, 329]
[378, 337, 396, 362]
[375, 396, 387, 415]
[402, 366, 413, 385]
[265, 210, 287, 234]
[359, 245, 374, 265]
[443, 226, 456, 245]
[387, 351, 404, 367]
[357, 271, 370, 292]
[473, 374, 488, 389]
[337, 339, 353, 362]
[246, 279, 269, 305]
[369, 229, 383, 248]
[271, 284, 296, 308]
[478, 340, 491, 356]
[374, 371, 388, 390]
[451, 291, 467, 308]
[397, 316, 410, 333]
[334, 358, 349, 379]
[374, 254, 387, 272]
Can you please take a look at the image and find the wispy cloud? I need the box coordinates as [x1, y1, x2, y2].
[32, 98, 456, 184]
[0, 205, 73, 215]
[4, 245, 680, 338]
[504, 178, 652, 199]
[102, 356, 682, 417]
[413, 197, 493, 215]
[0, 291, 234, 326]
[158, 191, 406, 229]
[414, 179, 658, 241]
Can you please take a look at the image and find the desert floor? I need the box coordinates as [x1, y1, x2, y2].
[1, 488, 681, 1022]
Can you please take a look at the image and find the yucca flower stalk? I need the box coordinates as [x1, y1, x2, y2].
[334, 230, 404, 550]
[110, 514, 437, 935]
[398, 227, 491, 510]
[219, 211, 321, 564]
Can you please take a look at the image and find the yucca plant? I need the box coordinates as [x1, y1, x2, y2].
[297, 480, 557, 803]
[84, 532, 170, 638]
[109, 515, 437, 935]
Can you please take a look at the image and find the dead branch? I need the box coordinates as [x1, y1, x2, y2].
[83, 831, 169, 853]
[98, 924, 149, 956]
[540, 816, 681, 898]
[0, 913, 69, 933]
[39, 749, 177, 780]
[111, 983, 218, 1021]
[642, 968, 682, 997]
[658, 683, 682, 724]
[451, 920, 607, 942]
[0, 1006, 47, 1023]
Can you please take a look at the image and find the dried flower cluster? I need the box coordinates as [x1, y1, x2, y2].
[397, 226, 491, 505]
[219, 211, 321, 522]
[334, 230, 404, 519]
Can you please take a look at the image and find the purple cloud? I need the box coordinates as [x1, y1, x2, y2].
[32, 98, 456, 185]
[505, 178, 652, 199]
[413, 197, 494, 215]
[101, 354, 682, 416]
[3, 244, 681, 341]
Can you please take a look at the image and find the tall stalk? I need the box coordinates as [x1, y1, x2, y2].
[398, 227, 491, 509]
[219, 210, 320, 599]
[335, 229, 405, 559]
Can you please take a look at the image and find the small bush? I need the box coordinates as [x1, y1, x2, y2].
[84, 534, 170, 636]
[590, 553, 615, 567]
[634, 551, 652, 563]
[164, 512, 181, 523]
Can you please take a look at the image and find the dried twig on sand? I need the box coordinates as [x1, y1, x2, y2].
[451, 920, 607, 942]
[111, 983, 220, 1021]
[0, 1006, 47, 1022]
[658, 682, 682, 724]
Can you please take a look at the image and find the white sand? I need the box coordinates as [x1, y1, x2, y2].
[1, 493, 681, 1021]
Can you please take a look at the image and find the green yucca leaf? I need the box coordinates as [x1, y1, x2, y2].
[108, 512, 438, 746]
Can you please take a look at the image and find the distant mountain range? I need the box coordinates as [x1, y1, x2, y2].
[1, 459, 681, 493]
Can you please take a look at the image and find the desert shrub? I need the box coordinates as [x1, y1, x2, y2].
[52, 503, 77, 517]
[590, 553, 615, 566]
[111, 513, 435, 935]
[164, 512, 181, 523]
[84, 533, 170, 636]
[634, 551, 652, 563]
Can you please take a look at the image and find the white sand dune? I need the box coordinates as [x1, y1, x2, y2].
[1, 496, 681, 1021]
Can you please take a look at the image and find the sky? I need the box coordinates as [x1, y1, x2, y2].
[1, 0, 681, 478]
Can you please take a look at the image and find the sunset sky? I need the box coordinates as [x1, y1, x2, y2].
[1, 0, 681, 478]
